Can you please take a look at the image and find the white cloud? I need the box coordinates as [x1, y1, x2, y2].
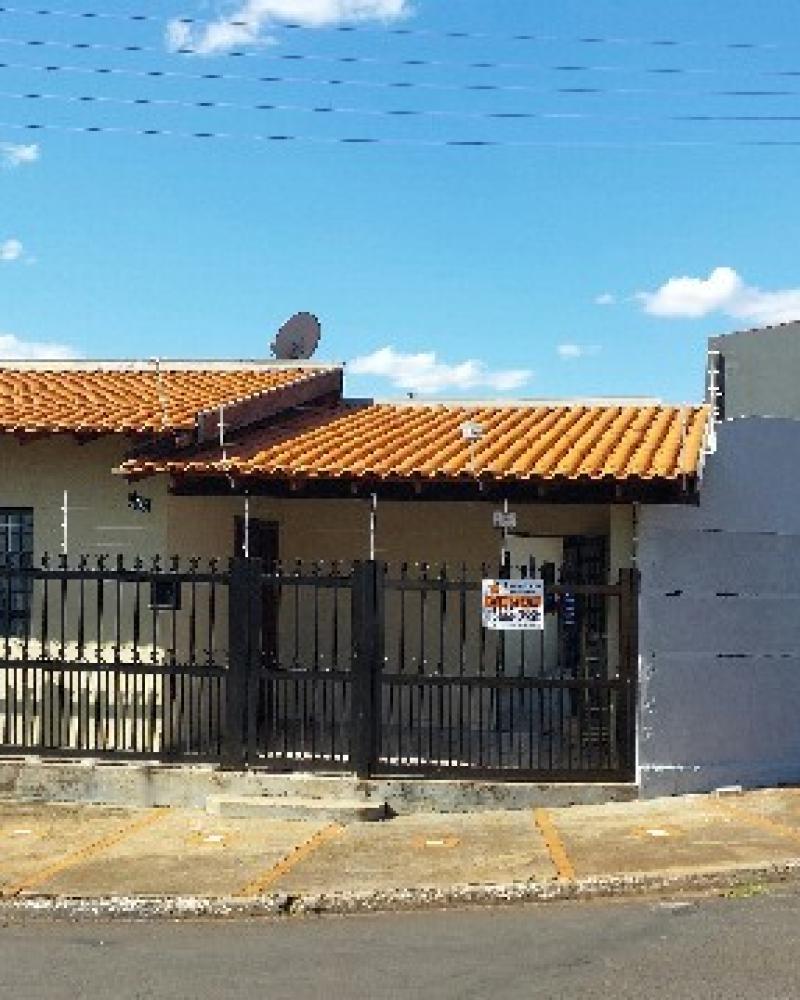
[166, 15, 263, 53]
[594, 292, 616, 306]
[1, 143, 39, 168]
[167, 0, 410, 55]
[0, 333, 78, 360]
[557, 343, 600, 360]
[348, 346, 532, 395]
[0, 239, 23, 262]
[637, 266, 743, 319]
[636, 266, 800, 326]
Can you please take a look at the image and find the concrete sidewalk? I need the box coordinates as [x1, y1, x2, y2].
[3, 788, 800, 918]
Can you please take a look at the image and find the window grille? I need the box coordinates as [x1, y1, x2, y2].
[0, 508, 33, 637]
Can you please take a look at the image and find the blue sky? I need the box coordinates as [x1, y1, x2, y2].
[2, 0, 800, 402]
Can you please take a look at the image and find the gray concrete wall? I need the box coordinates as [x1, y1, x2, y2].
[709, 322, 800, 418]
[637, 417, 800, 796]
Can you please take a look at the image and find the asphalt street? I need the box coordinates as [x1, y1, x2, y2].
[2, 883, 800, 1000]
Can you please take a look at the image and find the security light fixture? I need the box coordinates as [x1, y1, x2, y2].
[493, 510, 517, 530]
[128, 491, 152, 514]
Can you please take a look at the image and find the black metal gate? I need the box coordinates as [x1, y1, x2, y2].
[377, 563, 637, 780]
[0, 555, 637, 781]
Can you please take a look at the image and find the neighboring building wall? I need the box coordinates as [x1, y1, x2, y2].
[708, 322, 800, 419]
[637, 417, 800, 797]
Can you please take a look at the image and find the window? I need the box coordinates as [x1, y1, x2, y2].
[0, 508, 33, 637]
[149, 579, 182, 611]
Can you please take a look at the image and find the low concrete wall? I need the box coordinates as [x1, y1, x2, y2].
[0, 759, 636, 814]
[638, 417, 800, 797]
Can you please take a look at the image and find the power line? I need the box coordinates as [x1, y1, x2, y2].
[0, 32, 790, 81]
[0, 87, 623, 123]
[3, 116, 800, 149]
[2, 56, 796, 102]
[0, 4, 785, 54]
[6, 86, 800, 127]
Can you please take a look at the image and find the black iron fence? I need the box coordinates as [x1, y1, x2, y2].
[0, 555, 638, 781]
[0, 554, 229, 761]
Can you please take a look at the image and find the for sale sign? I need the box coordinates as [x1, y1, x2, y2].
[481, 579, 545, 631]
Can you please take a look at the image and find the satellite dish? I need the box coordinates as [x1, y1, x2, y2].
[270, 312, 322, 360]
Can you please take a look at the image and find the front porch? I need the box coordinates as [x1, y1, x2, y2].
[0, 497, 639, 782]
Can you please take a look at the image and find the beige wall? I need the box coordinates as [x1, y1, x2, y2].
[165, 493, 633, 681]
[0, 436, 169, 561]
[167, 493, 618, 571]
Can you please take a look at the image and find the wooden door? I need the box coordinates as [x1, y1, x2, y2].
[234, 517, 279, 665]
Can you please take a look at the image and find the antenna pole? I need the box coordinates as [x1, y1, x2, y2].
[219, 404, 227, 464]
[61, 489, 68, 557]
[153, 356, 169, 429]
[369, 493, 377, 561]
[501, 497, 510, 574]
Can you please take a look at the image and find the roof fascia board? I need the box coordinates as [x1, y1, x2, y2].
[195, 368, 343, 445]
[162, 472, 699, 505]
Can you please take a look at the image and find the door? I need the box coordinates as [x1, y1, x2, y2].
[505, 534, 564, 677]
[234, 517, 279, 665]
[506, 534, 563, 582]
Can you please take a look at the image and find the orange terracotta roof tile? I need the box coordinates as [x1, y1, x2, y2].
[120, 401, 712, 484]
[0, 363, 339, 435]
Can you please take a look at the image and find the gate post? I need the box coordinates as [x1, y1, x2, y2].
[351, 560, 383, 779]
[616, 567, 640, 776]
[222, 557, 262, 769]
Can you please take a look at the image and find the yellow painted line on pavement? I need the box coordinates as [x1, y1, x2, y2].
[713, 799, 800, 846]
[534, 808, 576, 882]
[235, 822, 345, 897]
[1, 808, 168, 898]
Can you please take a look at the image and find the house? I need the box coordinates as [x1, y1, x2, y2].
[0, 356, 712, 787]
[0, 360, 343, 566]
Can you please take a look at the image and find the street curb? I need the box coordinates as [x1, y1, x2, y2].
[3, 858, 800, 922]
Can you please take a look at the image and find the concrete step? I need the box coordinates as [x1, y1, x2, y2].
[205, 793, 387, 822]
[235, 774, 368, 802]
